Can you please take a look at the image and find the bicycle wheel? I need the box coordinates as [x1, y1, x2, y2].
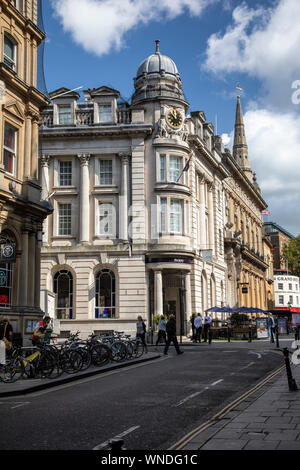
[77, 347, 92, 371]
[110, 341, 127, 362]
[60, 349, 83, 374]
[134, 340, 144, 358]
[91, 343, 110, 366]
[0, 358, 24, 383]
[124, 341, 134, 359]
[37, 351, 55, 378]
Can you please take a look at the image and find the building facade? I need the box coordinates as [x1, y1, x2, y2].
[39, 42, 271, 337]
[264, 221, 295, 270]
[0, 0, 52, 339]
[274, 272, 300, 312]
[222, 97, 270, 310]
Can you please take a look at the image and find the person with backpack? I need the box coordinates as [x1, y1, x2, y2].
[164, 314, 184, 356]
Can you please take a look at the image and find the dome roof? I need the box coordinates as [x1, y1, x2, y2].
[135, 41, 180, 81]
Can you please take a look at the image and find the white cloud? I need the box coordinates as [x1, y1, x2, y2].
[204, 0, 300, 111]
[222, 107, 300, 236]
[206, 0, 300, 235]
[51, 0, 216, 56]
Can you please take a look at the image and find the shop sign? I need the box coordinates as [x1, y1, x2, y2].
[0, 243, 16, 262]
[146, 257, 192, 264]
[277, 317, 287, 334]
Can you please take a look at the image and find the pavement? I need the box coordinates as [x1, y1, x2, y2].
[173, 336, 300, 451]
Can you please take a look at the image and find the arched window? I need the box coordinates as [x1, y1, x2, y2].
[0, 231, 16, 309]
[53, 270, 73, 319]
[95, 269, 116, 319]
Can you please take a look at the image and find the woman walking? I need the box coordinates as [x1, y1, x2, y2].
[136, 315, 148, 353]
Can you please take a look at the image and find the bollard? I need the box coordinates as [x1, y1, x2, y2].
[295, 326, 300, 342]
[275, 327, 280, 348]
[209, 329, 212, 345]
[248, 326, 252, 343]
[109, 439, 125, 451]
[227, 326, 231, 343]
[282, 348, 298, 391]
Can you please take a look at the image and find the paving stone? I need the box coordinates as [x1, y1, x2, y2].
[277, 441, 300, 450]
[201, 439, 248, 450]
[264, 431, 300, 441]
[243, 440, 279, 450]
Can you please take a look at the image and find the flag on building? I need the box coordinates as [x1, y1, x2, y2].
[262, 210, 270, 215]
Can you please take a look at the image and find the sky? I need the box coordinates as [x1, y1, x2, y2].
[41, 0, 300, 237]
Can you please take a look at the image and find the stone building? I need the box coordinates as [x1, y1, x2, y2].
[223, 96, 270, 310]
[0, 0, 52, 339]
[264, 221, 295, 270]
[39, 41, 230, 337]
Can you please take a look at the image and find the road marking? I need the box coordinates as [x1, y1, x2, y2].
[240, 362, 255, 371]
[10, 402, 30, 409]
[93, 425, 140, 450]
[175, 379, 224, 407]
[249, 351, 262, 359]
[211, 379, 224, 386]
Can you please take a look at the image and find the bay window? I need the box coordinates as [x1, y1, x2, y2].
[3, 123, 16, 175]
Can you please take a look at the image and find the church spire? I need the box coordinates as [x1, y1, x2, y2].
[233, 96, 252, 182]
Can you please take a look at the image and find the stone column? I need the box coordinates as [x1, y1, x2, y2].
[34, 235, 41, 308]
[40, 155, 50, 245]
[154, 269, 163, 316]
[27, 231, 36, 307]
[78, 154, 90, 244]
[119, 153, 130, 241]
[185, 272, 192, 320]
[19, 227, 29, 306]
[199, 176, 206, 250]
[24, 112, 32, 177]
[208, 183, 215, 255]
[31, 114, 39, 180]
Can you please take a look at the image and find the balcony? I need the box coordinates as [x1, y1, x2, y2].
[40, 107, 132, 128]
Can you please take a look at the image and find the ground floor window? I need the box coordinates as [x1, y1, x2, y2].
[53, 270, 73, 319]
[0, 263, 12, 308]
[95, 269, 115, 318]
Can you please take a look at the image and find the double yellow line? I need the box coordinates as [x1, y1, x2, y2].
[169, 365, 285, 450]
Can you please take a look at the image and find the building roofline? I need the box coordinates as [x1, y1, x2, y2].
[264, 221, 295, 239]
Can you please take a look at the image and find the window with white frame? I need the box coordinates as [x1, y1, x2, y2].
[169, 156, 181, 183]
[99, 160, 112, 185]
[98, 104, 112, 123]
[59, 161, 72, 186]
[289, 283, 293, 290]
[11, 0, 23, 13]
[278, 295, 284, 305]
[3, 123, 16, 175]
[160, 155, 166, 182]
[170, 199, 182, 234]
[4, 34, 16, 71]
[58, 203, 72, 236]
[289, 295, 293, 304]
[99, 202, 114, 236]
[58, 105, 72, 125]
[160, 198, 167, 234]
[278, 283, 283, 290]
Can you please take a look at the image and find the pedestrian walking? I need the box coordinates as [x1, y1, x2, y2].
[194, 313, 203, 343]
[155, 315, 167, 349]
[190, 313, 196, 342]
[164, 314, 184, 356]
[136, 315, 148, 353]
[203, 313, 212, 342]
[267, 313, 275, 343]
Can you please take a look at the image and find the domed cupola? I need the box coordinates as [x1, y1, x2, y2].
[132, 40, 187, 107]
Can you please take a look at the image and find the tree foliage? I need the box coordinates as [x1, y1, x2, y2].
[282, 236, 300, 277]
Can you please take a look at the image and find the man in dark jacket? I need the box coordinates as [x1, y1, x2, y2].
[164, 314, 184, 356]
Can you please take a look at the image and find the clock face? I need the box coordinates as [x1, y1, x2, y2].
[167, 109, 183, 129]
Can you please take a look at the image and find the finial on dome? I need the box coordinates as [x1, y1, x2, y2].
[155, 40, 160, 54]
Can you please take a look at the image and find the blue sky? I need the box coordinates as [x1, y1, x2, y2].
[41, 0, 300, 236]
